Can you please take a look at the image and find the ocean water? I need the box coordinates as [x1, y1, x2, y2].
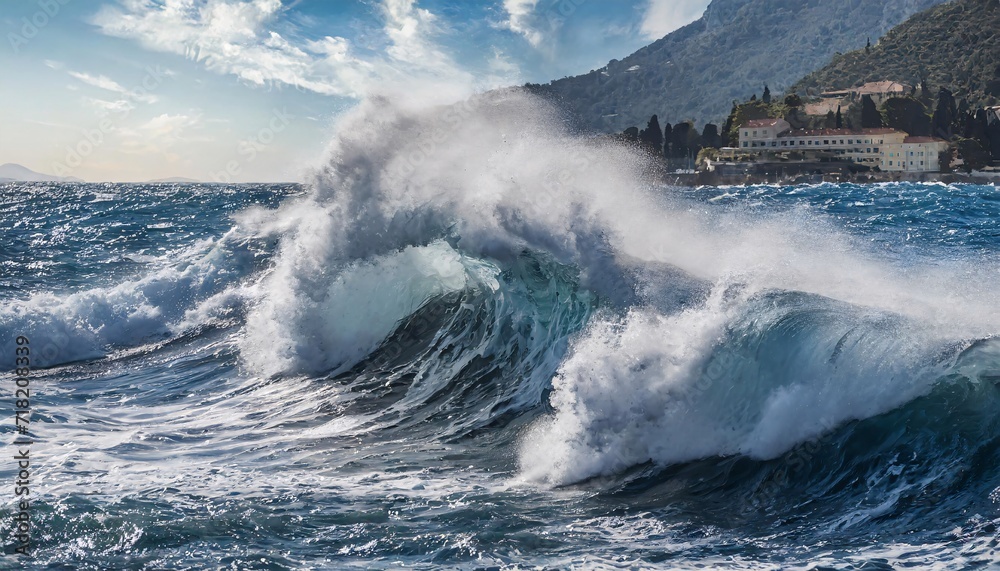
[2, 91, 1000, 569]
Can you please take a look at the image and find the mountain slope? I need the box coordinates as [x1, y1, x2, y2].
[792, 0, 1000, 108]
[533, 0, 949, 133]
[0, 163, 83, 183]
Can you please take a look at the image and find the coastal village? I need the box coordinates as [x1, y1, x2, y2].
[618, 80, 1000, 185]
[719, 81, 958, 180]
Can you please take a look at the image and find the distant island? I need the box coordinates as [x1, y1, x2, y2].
[146, 177, 201, 183]
[0, 165, 210, 184]
[0, 163, 83, 183]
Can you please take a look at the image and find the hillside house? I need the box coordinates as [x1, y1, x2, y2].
[739, 118, 792, 149]
[820, 81, 911, 105]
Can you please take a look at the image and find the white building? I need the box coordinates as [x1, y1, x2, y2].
[777, 127, 905, 167]
[739, 119, 949, 172]
[881, 137, 950, 172]
[739, 118, 791, 149]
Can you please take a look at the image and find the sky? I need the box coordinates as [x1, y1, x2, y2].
[1, 0, 712, 182]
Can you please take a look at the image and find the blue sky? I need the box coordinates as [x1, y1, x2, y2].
[1, 0, 710, 182]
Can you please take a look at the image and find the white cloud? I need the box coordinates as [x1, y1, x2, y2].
[44, 59, 63, 69]
[91, 0, 478, 98]
[118, 112, 207, 156]
[69, 71, 128, 94]
[141, 112, 204, 143]
[502, 0, 543, 48]
[87, 97, 136, 114]
[640, 0, 710, 40]
[69, 71, 159, 104]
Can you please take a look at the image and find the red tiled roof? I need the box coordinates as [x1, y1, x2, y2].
[743, 118, 785, 128]
[903, 136, 946, 143]
[857, 81, 909, 95]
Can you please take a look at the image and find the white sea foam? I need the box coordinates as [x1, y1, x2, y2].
[519, 286, 954, 485]
[0, 233, 255, 367]
[240, 240, 472, 377]
[220, 90, 1000, 482]
[7, 90, 1000, 489]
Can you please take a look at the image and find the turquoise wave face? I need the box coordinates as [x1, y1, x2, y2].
[1, 180, 999, 569]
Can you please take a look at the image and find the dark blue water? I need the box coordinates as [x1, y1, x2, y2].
[2, 173, 1000, 570]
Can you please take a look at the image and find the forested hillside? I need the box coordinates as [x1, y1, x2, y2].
[531, 0, 948, 132]
[792, 0, 1000, 109]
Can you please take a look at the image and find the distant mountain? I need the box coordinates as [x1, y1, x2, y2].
[147, 177, 201, 183]
[0, 163, 83, 183]
[532, 0, 949, 133]
[792, 0, 1000, 109]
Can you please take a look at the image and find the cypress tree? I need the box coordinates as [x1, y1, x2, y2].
[918, 78, 933, 107]
[671, 122, 692, 159]
[639, 114, 664, 153]
[762, 85, 771, 104]
[701, 123, 722, 149]
[835, 106, 843, 128]
[722, 102, 738, 146]
[932, 88, 958, 140]
[985, 111, 1000, 161]
[861, 95, 883, 128]
[663, 122, 673, 157]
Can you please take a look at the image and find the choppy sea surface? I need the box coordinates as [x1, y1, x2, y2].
[2, 93, 1000, 570]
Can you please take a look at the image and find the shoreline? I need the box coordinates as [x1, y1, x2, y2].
[666, 170, 1000, 187]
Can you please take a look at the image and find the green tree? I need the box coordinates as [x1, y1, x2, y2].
[835, 106, 844, 128]
[956, 137, 990, 172]
[722, 99, 777, 147]
[881, 97, 931, 136]
[721, 102, 738, 147]
[671, 122, 694, 159]
[962, 109, 988, 147]
[696, 147, 719, 169]
[663, 122, 673, 157]
[701, 123, 723, 149]
[939, 148, 954, 173]
[639, 114, 664, 153]
[762, 85, 772, 104]
[919, 78, 932, 107]
[986, 112, 1000, 161]
[861, 95, 883, 128]
[932, 88, 958, 139]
